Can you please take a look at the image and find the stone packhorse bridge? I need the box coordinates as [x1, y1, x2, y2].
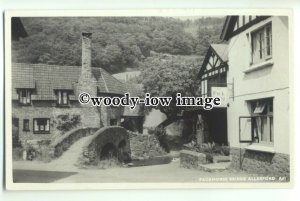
[79, 126, 131, 165]
[50, 126, 131, 166]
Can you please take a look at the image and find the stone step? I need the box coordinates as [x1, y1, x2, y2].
[198, 162, 231, 172]
[213, 155, 231, 163]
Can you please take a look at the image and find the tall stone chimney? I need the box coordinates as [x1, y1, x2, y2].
[75, 32, 101, 129]
[81, 32, 93, 79]
[77, 32, 97, 98]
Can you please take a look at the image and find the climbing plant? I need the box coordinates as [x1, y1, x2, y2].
[54, 114, 81, 134]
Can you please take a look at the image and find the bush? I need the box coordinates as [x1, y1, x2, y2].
[220, 145, 230, 156]
[197, 142, 216, 154]
[186, 142, 230, 156]
[20, 140, 52, 162]
[54, 114, 81, 135]
[151, 127, 170, 153]
[25, 145, 37, 161]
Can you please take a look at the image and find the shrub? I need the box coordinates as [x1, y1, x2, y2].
[54, 114, 81, 135]
[187, 142, 230, 156]
[196, 142, 216, 154]
[154, 127, 167, 138]
[153, 127, 170, 153]
[25, 145, 37, 161]
[220, 145, 230, 156]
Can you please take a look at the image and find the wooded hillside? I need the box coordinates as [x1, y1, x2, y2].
[12, 17, 225, 73]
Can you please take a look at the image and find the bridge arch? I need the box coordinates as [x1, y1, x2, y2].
[81, 126, 131, 165]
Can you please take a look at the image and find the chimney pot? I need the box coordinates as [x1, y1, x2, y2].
[82, 32, 92, 38]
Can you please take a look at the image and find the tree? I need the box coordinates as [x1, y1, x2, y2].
[12, 16, 224, 73]
[140, 53, 201, 126]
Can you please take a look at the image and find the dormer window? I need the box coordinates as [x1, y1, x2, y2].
[56, 90, 69, 106]
[251, 23, 272, 64]
[18, 89, 31, 105]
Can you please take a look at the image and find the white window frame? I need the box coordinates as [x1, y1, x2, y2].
[251, 99, 274, 145]
[33, 118, 50, 134]
[250, 23, 272, 65]
[18, 89, 31, 105]
[57, 90, 69, 106]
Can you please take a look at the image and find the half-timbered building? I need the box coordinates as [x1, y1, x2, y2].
[196, 44, 229, 145]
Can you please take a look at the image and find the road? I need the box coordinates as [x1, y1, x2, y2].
[13, 160, 257, 183]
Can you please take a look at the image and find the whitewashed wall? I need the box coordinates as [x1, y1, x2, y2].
[227, 16, 289, 154]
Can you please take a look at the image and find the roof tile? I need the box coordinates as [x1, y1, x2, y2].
[11, 63, 125, 101]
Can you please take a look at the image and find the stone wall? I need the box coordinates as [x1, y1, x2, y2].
[12, 98, 125, 146]
[230, 147, 290, 179]
[128, 131, 166, 160]
[49, 127, 99, 158]
[12, 101, 102, 146]
[180, 150, 207, 169]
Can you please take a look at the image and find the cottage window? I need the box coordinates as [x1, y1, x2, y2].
[251, 24, 272, 64]
[23, 119, 30, 131]
[33, 118, 50, 134]
[251, 99, 273, 144]
[18, 89, 31, 105]
[57, 90, 69, 106]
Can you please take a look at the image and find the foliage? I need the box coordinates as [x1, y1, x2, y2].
[54, 114, 81, 134]
[148, 127, 170, 153]
[13, 17, 224, 73]
[185, 141, 230, 156]
[198, 142, 217, 154]
[24, 145, 36, 161]
[140, 53, 201, 118]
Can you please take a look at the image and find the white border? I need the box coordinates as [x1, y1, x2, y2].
[4, 9, 294, 190]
